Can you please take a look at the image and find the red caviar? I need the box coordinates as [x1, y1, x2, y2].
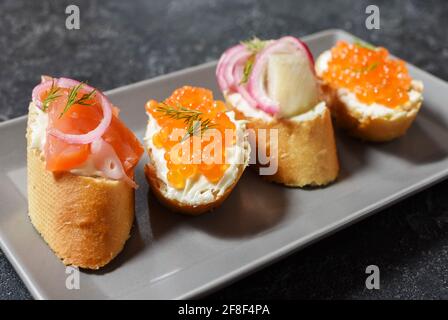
[146, 86, 235, 189]
[322, 41, 412, 108]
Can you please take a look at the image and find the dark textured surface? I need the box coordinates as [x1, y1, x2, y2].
[1, 0, 447, 300]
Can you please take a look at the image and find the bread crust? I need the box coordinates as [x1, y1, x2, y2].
[144, 162, 244, 215]
[316, 53, 423, 142]
[228, 100, 339, 187]
[27, 106, 134, 269]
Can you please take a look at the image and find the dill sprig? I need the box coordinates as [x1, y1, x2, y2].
[367, 62, 379, 71]
[352, 39, 379, 73]
[240, 56, 255, 85]
[241, 36, 267, 53]
[239, 37, 267, 85]
[354, 62, 379, 74]
[42, 80, 61, 112]
[155, 102, 216, 142]
[183, 118, 215, 142]
[59, 82, 96, 119]
[354, 39, 376, 50]
[155, 102, 202, 122]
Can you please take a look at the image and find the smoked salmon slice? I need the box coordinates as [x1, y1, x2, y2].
[39, 81, 143, 179]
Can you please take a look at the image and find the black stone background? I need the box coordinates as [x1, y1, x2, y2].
[0, 0, 447, 299]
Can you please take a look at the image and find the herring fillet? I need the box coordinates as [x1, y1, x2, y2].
[267, 52, 320, 117]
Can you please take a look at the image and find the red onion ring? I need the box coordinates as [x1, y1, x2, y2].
[41, 75, 53, 83]
[32, 77, 113, 145]
[223, 46, 251, 91]
[217, 36, 316, 116]
[277, 36, 315, 70]
[217, 45, 237, 90]
[48, 91, 112, 145]
[247, 36, 314, 114]
[216, 44, 258, 108]
[233, 61, 258, 108]
[32, 79, 54, 109]
[247, 40, 292, 114]
[57, 77, 103, 93]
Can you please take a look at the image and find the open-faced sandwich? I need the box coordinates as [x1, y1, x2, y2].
[315, 40, 424, 142]
[216, 36, 339, 187]
[144, 86, 250, 215]
[27, 76, 144, 269]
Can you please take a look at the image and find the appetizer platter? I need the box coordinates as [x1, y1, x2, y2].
[1, 29, 448, 299]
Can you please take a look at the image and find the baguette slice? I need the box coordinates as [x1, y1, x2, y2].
[144, 141, 249, 215]
[227, 95, 339, 187]
[316, 50, 424, 142]
[27, 104, 134, 269]
[218, 36, 339, 187]
[144, 104, 250, 215]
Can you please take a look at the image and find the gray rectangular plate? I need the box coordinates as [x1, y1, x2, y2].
[1, 29, 448, 299]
